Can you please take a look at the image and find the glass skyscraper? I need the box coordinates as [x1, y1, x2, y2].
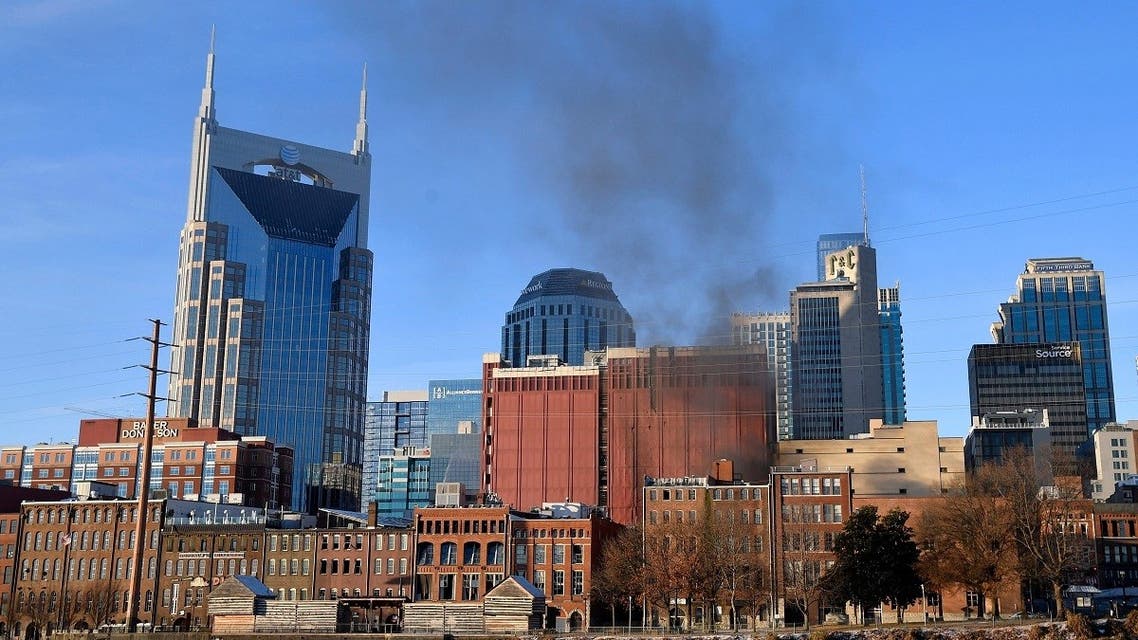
[732, 312, 793, 440]
[878, 286, 906, 424]
[990, 257, 1115, 436]
[362, 392, 429, 508]
[968, 343, 1086, 459]
[426, 379, 482, 437]
[426, 379, 483, 500]
[501, 268, 635, 367]
[167, 48, 373, 512]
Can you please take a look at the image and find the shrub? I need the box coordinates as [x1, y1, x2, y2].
[1124, 610, 1138, 640]
[809, 630, 829, 640]
[1027, 623, 1048, 640]
[1067, 612, 1093, 640]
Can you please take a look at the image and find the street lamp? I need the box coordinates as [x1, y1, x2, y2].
[628, 595, 633, 634]
[921, 584, 927, 624]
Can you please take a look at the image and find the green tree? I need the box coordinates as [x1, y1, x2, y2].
[825, 506, 922, 624]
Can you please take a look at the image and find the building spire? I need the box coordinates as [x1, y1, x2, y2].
[199, 25, 217, 123]
[353, 63, 369, 156]
[859, 164, 870, 247]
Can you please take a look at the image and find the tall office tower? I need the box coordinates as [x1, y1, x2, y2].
[362, 392, 429, 508]
[968, 343, 1087, 460]
[991, 257, 1115, 437]
[816, 232, 868, 281]
[426, 379, 483, 500]
[501, 268, 635, 367]
[167, 46, 374, 512]
[732, 312, 793, 440]
[878, 285, 907, 424]
[790, 245, 883, 439]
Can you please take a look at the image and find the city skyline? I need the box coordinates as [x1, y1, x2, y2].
[3, 2, 1138, 446]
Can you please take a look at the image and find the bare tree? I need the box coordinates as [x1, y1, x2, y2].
[917, 476, 1018, 619]
[979, 447, 1095, 616]
[778, 510, 831, 629]
[85, 578, 129, 634]
[641, 522, 686, 629]
[591, 525, 644, 627]
[15, 590, 54, 639]
[704, 504, 767, 630]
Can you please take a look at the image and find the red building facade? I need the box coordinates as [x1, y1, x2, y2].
[483, 345, 776, 525]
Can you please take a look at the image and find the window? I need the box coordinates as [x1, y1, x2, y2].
[440, 542, 457, 565]
[438, 574, 454, 600]
[553, 570, 565, 595]
[416, 542, 434, 565]
[534, 570, 546, 592]
[461, 574, 480, 601]
[463, 542, 481, 565]
[553, 544, 565, 564]
[515, 544, 528, 565]
[487, 541, 504, 565]
[534, 544, 547, 564]
[572, 570, 584, 595]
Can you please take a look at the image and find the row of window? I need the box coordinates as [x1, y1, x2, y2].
[415, 541, 505, 566]
[513, 543, 584, 565]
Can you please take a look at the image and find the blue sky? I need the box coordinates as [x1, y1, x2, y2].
[2, 1, 1137, 445]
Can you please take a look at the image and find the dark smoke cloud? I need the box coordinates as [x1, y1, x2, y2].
[329, 1, 850, 346]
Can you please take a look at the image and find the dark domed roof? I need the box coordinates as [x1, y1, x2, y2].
[513, 268, 622, 307]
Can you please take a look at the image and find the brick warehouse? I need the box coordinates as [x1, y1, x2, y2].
[483, 345, 776, 525]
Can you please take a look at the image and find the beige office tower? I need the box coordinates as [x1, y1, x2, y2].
[168, 42, 373, 512]
[790, 244, 883, 439]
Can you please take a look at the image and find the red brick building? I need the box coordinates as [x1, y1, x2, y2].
[0, 486, 70, 636]
[482, 345, 776, 525]
[0, 419, 293, 508]
[11, 499, 166, 637]
[410, 504, 621, 629]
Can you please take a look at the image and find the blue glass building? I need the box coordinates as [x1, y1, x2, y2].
[362, 392, 429, 508]
[990, 258, 1115, 437]
[501, 268, 635, 367]
[425, 379, 483, 501]
[878, 286, 907, 424]
[373, 450, 434, 519]
[168, 50, 373, 512]
[426, 379, 482, 437]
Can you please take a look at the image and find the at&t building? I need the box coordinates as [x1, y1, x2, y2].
[167, 45, 373, 512]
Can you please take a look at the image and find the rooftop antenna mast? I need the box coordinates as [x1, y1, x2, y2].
[860, 164, 870, 246]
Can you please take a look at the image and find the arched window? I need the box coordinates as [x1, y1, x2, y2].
[440, 542, 457, 565]
[416, 542, 434, 566]
[487, 541, 505, 565]
[463, 542, 481, 565]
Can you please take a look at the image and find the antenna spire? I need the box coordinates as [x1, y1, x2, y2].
[859, 164, 870, 246]
[199, 26, 217, 122]
[353, 62, 370, 156]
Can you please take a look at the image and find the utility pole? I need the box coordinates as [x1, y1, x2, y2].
[126, 319, 169, 633]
